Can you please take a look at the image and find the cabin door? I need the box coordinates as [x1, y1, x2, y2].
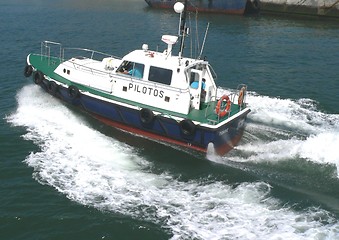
[189, 69, 203, 110]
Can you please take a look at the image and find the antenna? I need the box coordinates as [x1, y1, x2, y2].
[174, 0, 188, 57]
[198, 22, 210, 59]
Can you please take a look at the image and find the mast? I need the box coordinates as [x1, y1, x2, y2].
[178, 0, 188, 57]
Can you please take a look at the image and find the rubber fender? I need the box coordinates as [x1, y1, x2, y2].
[24, 65, 33, 77]
[33, 71, 44, 85]
[140, 108, 154, 124]
[68, 85, 80, 99]
[180, 119, 196, 136]
[47, 81, 58, 95]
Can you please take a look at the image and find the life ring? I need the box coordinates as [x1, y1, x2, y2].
[180, 119, 196, 136]
[33, 71, 44, 85]
[238, 87, 246, 106]
[24, 65, 33, 77]
[68, 85, 80, 100]
[215, 95, 231, 118]
[140, 108, 154, 124]
[47, 81, 58, 95]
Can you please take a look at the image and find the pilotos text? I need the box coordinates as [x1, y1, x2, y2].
[128, 83, 164, 98]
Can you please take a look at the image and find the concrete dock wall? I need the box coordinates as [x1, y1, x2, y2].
[259, 0, 339, 17]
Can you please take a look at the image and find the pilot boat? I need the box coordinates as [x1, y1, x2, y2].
[23, 1, 250, 155]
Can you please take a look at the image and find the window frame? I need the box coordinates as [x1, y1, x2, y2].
[148, 66, 172, 85]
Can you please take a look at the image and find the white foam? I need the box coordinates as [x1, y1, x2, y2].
[297, 132, 339, 167]
[213, 88, 339, 175]
[7, 85, 339, 239]
[247, 94, 338, 134]
[234, 92, 339, 174]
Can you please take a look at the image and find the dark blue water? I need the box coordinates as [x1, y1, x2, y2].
[1, 0, 339, 239]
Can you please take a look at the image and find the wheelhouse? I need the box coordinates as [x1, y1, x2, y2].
[114, 44, 218, 114]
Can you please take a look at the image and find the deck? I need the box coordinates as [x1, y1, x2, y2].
[188, 102, 241, 125]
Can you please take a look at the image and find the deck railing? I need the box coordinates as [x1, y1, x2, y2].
[40, 40, 124, 78]
[205, 84, 247, 125]
[40, 40, 121, 65]
[235, 84, 247, 111]
[62, 47, 119, 62]
[40, 41, 62, 66]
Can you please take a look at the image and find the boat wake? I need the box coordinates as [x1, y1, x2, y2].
[8, 85, 339, 239]
[211, 89, 339, 176]
[242, 94, 338, 172]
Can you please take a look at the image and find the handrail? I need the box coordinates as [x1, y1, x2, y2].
[114, 73, 191, 94]
[40, 41, 62, 66]
[236, 84, 247, 110]
[40, 40, 122, 66]
[208, 64, 217, 81]
[39, 41, 124, 77]
[205, 87, 248, 125]
[69, 61, 110, 77]
[62, 47, 120, 62]
[66, 57, 191, 94]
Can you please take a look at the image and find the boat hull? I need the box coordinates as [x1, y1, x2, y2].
[35, 76, 249, 155]
[145, 0, 249, 15]
[259, 1, 339, 18]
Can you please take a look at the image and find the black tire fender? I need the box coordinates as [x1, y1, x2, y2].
[47, 81, 58, 95]
[68, 85, 80, 99]
[180, 119, 196, 136]
[140, 108, 154, 124]
[24, 65, 33, 78]
[33, 71, 44, 85]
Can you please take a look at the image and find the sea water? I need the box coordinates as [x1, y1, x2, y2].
[1, 0, 339, 239]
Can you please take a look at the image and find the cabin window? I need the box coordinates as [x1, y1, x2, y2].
[117, 61, 144, 79]
[148, 66, 172, 85]
[189, 69, 203, 89]
[189, 71, 199, 85]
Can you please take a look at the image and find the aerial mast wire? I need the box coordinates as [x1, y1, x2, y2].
[178, 0, 188, 57]
[198, 22, 210, 59]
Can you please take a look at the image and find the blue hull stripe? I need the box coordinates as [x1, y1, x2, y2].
[40, 79, 249, 154]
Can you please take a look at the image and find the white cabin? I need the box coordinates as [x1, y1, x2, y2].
[54, 35, 218, 115]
